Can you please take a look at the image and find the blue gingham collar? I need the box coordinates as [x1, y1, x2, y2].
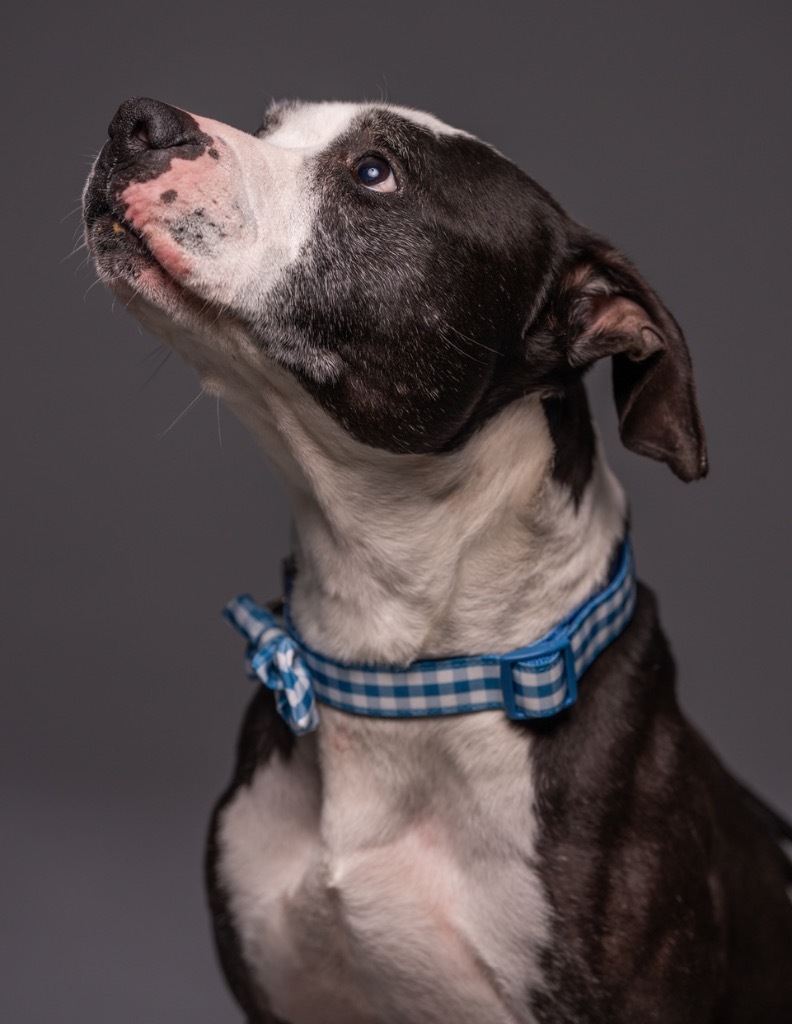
[224, 539, 637, 736]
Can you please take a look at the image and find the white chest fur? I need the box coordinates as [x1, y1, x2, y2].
[216, 707, 550, 1024]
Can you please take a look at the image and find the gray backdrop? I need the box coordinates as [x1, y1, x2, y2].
[3, 2, 790, 1020]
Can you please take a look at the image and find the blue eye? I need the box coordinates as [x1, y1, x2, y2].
[353, 156, 397, 192]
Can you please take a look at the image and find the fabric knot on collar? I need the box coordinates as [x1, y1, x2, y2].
[226, 603, 319, 734]
[224, 538, 636, 736]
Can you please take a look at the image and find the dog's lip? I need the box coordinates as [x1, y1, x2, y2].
[86, 178, 162, 265]
[85, 161, 151, 247]
[88, 205, 155, 263]
[103, 210, 145, 245]
[88, 203, 215, 317]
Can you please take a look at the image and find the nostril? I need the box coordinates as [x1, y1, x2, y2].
[132, 120, 151, 147]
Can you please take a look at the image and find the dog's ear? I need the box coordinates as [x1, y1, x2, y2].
[551, 235, 708, 482]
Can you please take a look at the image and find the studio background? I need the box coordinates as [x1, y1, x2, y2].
[3, 3, 790, 1020]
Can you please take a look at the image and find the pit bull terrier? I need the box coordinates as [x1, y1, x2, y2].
[83, 97, 792, 1023]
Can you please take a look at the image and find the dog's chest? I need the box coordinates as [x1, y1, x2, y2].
[216, 709, 550, 1024]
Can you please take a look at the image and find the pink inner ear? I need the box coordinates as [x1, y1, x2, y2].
[585, 292, 619, 322]
[586, 294, 664, 361]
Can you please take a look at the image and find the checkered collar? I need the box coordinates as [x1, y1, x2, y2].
[224, 539, 636, 736]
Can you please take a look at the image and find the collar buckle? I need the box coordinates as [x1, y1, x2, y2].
[498, 636, 577, 721]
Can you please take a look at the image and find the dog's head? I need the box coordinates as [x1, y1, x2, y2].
[84, 98, 707, 494]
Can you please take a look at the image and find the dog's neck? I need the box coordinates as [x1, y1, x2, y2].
[161, 318, 627, 666]
[201, 343, 626, 667]
[287, 403, 627, 666]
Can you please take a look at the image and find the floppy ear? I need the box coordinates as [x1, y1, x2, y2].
[556, 235, 708, 482]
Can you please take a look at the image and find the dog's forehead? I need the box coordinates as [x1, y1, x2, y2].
[260, 100, 466, 151]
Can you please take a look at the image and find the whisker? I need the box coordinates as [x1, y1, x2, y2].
[138, 348, 172, 391]
[72, 254, 92, 276]
[83, 277, 104, 301]
[437, 328, 491, 364]
[157, 391, 204, 439]
[60, 205, 84, 225]
[61, 239, 88, 264]
[216, 395, 224, 452]
[138, 344, 169, 365]
[445, 322, 500, 357]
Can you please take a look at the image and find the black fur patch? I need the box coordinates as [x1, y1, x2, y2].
[542, 381, 596, 507]
[167, 207, 224, 256]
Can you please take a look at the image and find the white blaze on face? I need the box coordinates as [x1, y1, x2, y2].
[262, 101, 364, 150]
[118, 110, 334, 310]
[262, 100, 463, 149]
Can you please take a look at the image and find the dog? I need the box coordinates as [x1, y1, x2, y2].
[83, 97, 792, 1024]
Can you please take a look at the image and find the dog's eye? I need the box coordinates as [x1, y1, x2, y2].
[354, 156, 397, 193]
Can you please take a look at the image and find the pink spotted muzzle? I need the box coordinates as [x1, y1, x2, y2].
[83, 97, 256, 306]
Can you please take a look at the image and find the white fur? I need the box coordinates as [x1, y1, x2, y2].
[219, 711, 549, 1024]
[262, 101, 359, 150]
[263, 101, 464, 151]
[180, 115, 319, 312]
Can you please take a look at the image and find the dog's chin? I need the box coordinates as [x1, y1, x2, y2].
[86, 212, 214, 325]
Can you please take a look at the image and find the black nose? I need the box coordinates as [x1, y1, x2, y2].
[106, 97, 209, 163]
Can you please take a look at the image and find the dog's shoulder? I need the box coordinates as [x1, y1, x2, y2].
[530, 584, 792, 1021]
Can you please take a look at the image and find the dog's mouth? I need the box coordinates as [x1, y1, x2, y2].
[84, 173, 250, 348]
[85, 168, 155, 265]
[84, 174, 197, 312]
[89, 204, 152, 260]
